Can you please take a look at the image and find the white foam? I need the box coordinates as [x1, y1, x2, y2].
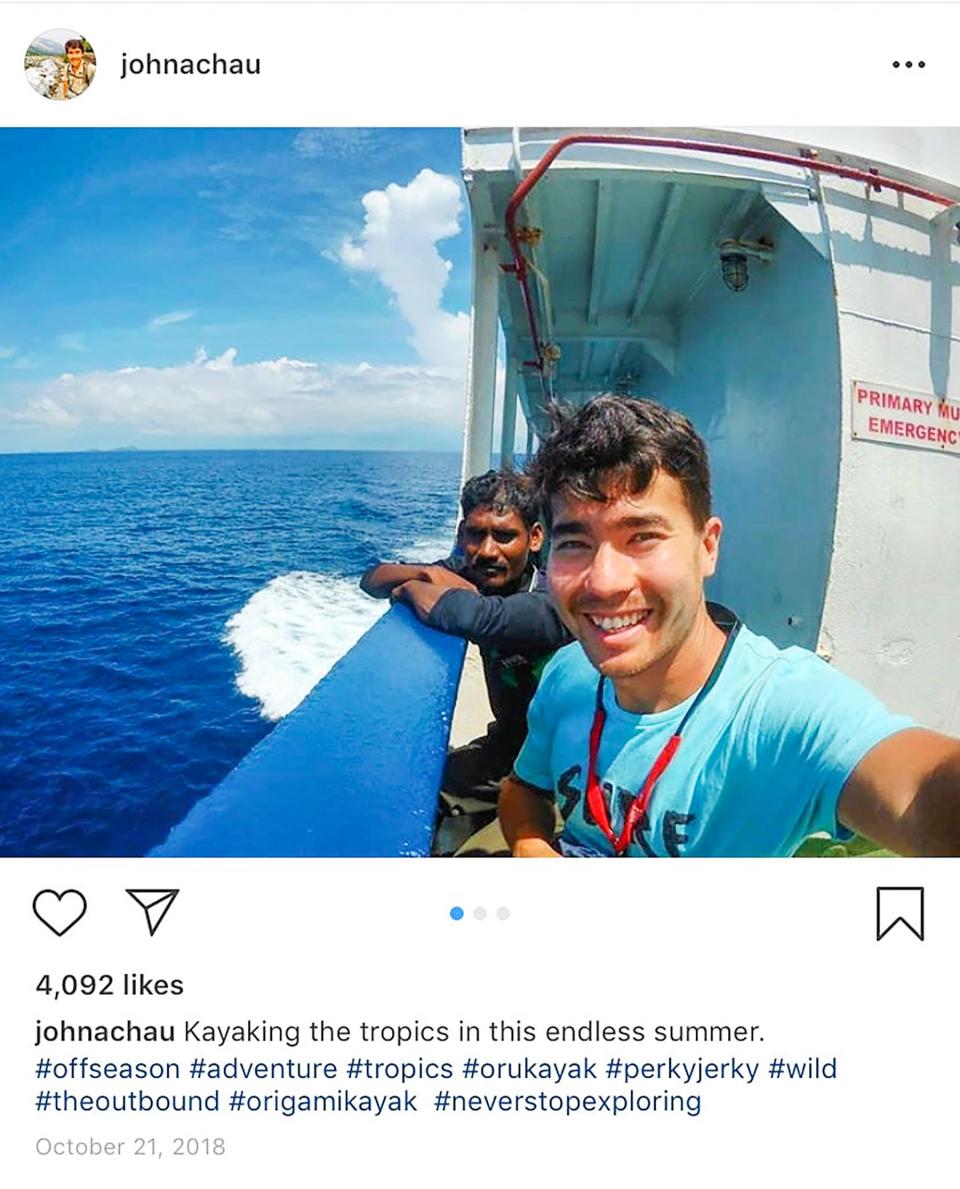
[224, 571, 388, 721]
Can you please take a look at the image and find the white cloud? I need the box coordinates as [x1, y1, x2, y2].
[0, 346, 16, 360]
[147, 309, 196, 330]
[56, 333, 86, 351]
[6, 170, 475, 447]
[9, 348, 464, 439]
[20, 395, 79, 428]
[338, 169, 469, 371]
[292, 128, 383, 159]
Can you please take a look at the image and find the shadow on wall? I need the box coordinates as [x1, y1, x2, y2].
[825, 187, 958, 397]
[643, 200, 843, 651]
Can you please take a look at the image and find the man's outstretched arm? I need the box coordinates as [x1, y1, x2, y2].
[359, 562, 476, 599]
[499, 775, 560, 857]
[360, 563, 433, 598]
[428, 589, 572, 651]
[838, 729, 960, 856]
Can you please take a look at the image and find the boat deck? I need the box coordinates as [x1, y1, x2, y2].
[448, 644, 491, 748]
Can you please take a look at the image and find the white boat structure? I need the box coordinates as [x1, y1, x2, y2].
[156, 127, 960, 857]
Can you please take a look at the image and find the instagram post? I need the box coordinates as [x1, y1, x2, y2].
[2, 123, 957, 861]
[1, 3, 958, 1186]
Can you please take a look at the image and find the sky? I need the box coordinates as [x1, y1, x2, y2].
[28, 28, 80, 54]
[0, 127, 516, 453]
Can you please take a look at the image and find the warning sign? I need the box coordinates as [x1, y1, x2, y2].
[852, 380, 960, 456]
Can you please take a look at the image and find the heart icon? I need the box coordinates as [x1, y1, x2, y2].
[33, 889, 87, 937]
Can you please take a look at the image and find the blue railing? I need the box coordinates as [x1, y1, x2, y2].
[152, 605, 466, 857]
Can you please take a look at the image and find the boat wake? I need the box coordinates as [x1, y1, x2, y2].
[224, 571, 388, 721]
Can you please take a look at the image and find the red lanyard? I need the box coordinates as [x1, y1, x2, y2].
[584, 612, 740, 855]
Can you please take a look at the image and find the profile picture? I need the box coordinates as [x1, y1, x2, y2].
[25, 29, 96, 100]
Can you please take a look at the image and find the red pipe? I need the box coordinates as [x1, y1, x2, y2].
[504, 133, 956, 386]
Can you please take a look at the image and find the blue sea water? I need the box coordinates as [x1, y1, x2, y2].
[0, 450, 460, 856]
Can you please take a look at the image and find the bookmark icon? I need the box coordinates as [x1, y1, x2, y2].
[876, 886, 924, 941]
[126, 889, 179, 937]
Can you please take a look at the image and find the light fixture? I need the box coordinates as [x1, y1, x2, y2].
[720, 249, 749, 292]
[717, 237, 774, 293]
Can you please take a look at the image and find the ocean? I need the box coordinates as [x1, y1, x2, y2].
[0, 450, 460, 856]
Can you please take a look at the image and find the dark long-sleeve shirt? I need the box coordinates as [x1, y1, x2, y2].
[426, 560, 572, 763]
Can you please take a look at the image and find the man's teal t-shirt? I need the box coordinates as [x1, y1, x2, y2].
[512, 623, 914, 857]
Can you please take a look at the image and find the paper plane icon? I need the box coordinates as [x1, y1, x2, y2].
[126, 889, 179, 936]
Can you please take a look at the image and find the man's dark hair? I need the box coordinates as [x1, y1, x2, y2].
[64, 39, 84, 52]
[460, 469, 540, 530]
[527, 395, 712, 527]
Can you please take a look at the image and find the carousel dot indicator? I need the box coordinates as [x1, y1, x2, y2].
[473, 906, 487, 921]
[496, 907, 510, 921]
[449, 906, 464, 921]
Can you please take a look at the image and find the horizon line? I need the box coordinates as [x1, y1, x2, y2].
[0, 444, 482, 460]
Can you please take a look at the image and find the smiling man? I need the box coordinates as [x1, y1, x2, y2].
[361, 469, 571, 853]
[62, 39, 95, 99]
[499, 395, 960, 858]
